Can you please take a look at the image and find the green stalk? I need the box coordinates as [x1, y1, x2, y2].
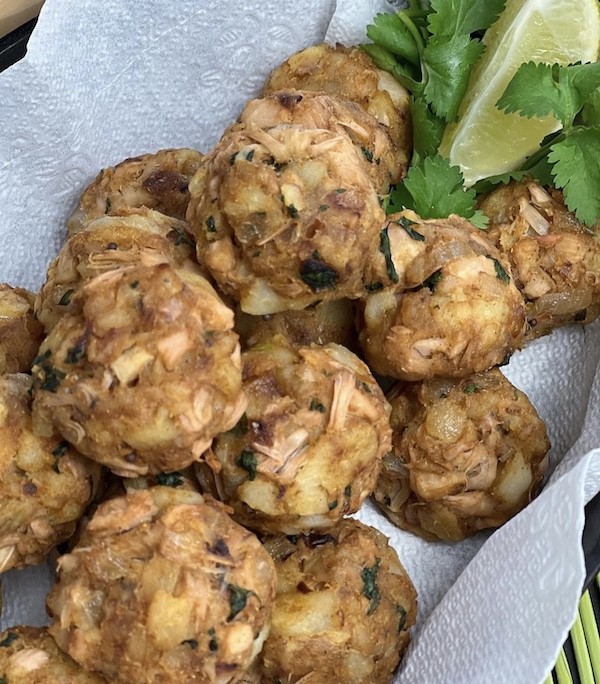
[570, 610, 594, 684]
[396, 12, 427, 53]
[579, 591, 600, 682]
[555, 648, 573, 684]
[543, 675, 554, 684]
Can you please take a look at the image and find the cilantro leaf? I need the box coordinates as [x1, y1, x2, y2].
[580, 89, 600, 127]
[389, 154, 479, 221]
[360, 43, 423, 95]
[548, 127, 600, 226]
[423, 34, 483, 121]
[497, 62, 600, 129]
[366, 13, 420, 65]
[474, 155, 555, 194]
[411, 98, 445, 157]
[428, 0, 506, 38]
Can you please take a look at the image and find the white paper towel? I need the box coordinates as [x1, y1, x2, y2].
[0, 1, 598, 682]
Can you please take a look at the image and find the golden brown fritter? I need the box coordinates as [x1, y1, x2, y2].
[36, 207, 200, 332]
[0, 627, 107, 683]
[241, 91, 401, 193]
[186, 119, 385, 314]
[359, 212, 526, 380]
[234, 298, 357, 351]
[479, 180, 600, 339]
[67, 148, 204, 234]
[263, 43, 411, 180]
[198, 336, 391, 535]
[0, 373, 101, 573]
[0, 285, 44, 374]
[373, 369, 550, 542]
[258, 519, 417, 684]
[31, 263, 245, 477]
[46, 487, 277, 684]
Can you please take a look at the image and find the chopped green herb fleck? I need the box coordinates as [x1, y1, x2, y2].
[32, 349, 51, 366]
[156, 471, 184, 488]
[318, 204, 329, 212]
[52, 441, 69, 458]
[423, 270, 442, 291]
[36, 363, 66, 393]
[206, 216, 217, 233]
[328, 500, 338, 511]
[237, 449, 257, 481]
[379, 228, 399, 284]
[361, 146, 374, 163]
[167, 227, 195, 247]
[245, 149, 255, 162]
[208, 627, 218, 652]
[334, 188, 347, 194]
[0, 632, 18, 648]
[398, 217, 425, 242]
[227, 585, 252, 621]
[344, 485, 352, 499]
[490, 257, 510, 284]
[182, 638, 198, 650]
[365, 281, 384, 292]
[397, 605, 407, 632]
[230, 413, 248, 437]
[65, 336, 87, 364]
[58, 289, 74, 306]
[309, 399, 326, 413]
[299, 257, 338, 292]
[287, 204, 299, 219]
[361, 559, 381, 615]
[464, 384, 480, 395]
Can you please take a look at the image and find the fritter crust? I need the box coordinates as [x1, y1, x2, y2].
[67, 148, 203, 234]
[479, 180, 600, 339]
[46, 487, 277, 684]
[373, 369, 550, 541]
[259, 519, 417, 684]
[32, 263, 245, 477]
[0, 626, 106, 683]
[186, 117, 385, 314]
[0, 373, 101, 573]
[198, 337, 391, 534]
[0, 285, 44, 374]
[359, 212, 526, 380]
[263, 43, 411, 180]
[36, 207, 199, 332]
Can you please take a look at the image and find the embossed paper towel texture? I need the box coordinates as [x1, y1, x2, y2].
[0, 1, 598, 683]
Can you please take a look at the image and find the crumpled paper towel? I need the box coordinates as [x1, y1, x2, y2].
[0, 1, 598, 682]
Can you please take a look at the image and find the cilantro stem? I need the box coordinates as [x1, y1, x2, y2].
[396, 12, 426, 54]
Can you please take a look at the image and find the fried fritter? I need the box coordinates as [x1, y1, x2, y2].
[0, 373, 101, 573]
[0, 285, 44, 374]
[0, 627, 106, 683]
[479, 180, 600, 339]
[373, 369, 550, 541]
[359, 212, 526, 380]
[32, 263, 245, 477]
[263, 43, 411, 180]
[46, 487, 277, 684]
[186, 119, 385, 314]
[67, 148, 203, 234]
[241, 91, 401, 193]
[36, 207, 199, 332]
[235, 298, 357, 351]
[199, 336, 391, 535]
[258, 519, 417, 684]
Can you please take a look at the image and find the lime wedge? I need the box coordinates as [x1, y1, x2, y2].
[439, 0, 600, 186]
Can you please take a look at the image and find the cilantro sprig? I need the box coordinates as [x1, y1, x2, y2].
[364, 2, 600, 228]
[363, 0, 507, 222]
